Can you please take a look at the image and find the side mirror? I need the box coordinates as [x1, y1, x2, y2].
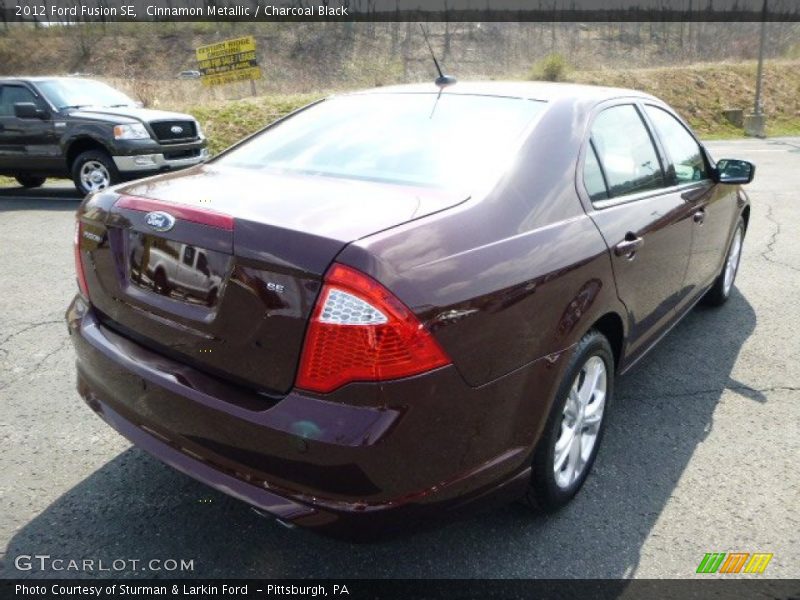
[714, 159, 755, 185]
[14, 102, 48, 120]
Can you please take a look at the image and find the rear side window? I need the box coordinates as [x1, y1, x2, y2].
[590, 105, 664, 198]
[583, 142, 608, 201]
[0, 85, 37, 116]
[645, 105, 708, 184]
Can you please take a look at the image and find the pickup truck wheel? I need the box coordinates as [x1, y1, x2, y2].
[72, 150, 119, 195]
[153, 269, 171, 296]
[15, 174, 47, 188]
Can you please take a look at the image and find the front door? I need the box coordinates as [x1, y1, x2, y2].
[0, 84, 58, 173]
[642, 104, 740, 299]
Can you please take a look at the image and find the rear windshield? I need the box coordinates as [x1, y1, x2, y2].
[216, 93, 547, 188]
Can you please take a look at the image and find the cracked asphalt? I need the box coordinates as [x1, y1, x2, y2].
[1, 138, 798, 579]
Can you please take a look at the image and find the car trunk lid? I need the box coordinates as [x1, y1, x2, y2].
[77, 166, 466, 396]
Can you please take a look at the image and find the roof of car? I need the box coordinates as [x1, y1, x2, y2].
[0, 76, 93, 83]
[2, 77, 652, 102]
[351, 81, 657, 103]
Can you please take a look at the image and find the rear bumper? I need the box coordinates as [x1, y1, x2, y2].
[67, 296, 564, 537]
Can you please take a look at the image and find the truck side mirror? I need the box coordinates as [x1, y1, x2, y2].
[14, 102, 48, 120]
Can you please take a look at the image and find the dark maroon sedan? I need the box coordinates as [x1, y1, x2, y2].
[67, 82, 753, 537]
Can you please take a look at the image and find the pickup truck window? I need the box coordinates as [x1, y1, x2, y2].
[183, 246, 195, 267]
[0, 85, 38, 116]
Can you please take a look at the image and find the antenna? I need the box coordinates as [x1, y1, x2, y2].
[419, 24, 457, 88]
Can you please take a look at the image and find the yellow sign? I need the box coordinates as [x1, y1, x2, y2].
[195, 36, 260, 86]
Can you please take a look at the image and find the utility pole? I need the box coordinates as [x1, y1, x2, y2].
[753, 0, 767, 116]
[745, 0, 768, 137]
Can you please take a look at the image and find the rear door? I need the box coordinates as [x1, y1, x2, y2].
[580, 102, 696, 363]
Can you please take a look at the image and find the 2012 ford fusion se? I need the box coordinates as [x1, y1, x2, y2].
[67, 81, 754, 537]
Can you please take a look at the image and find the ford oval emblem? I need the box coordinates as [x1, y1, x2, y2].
[170, 125, 184, 135]
[144, 211, 176, 232]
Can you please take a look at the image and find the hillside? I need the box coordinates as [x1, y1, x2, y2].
[572, 61, 800, 138]
[173, 60, 800, 155]
[2, 21, 799, 90]
[1, 59, 798, 189]
[1, 22, 798, 149]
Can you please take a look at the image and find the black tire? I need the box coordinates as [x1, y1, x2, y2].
[71, 149, 120, 196]
[153, 269, 171, 296]
[524, 330, 614, 512]
[15, 174, 46, 188]
[702, 217, 745, 307]
[206, 287, 218, 307]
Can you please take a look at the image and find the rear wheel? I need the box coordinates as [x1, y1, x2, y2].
[702, 217, 745, 307]
[525, 330, 614, 511]
[15, 174, 46, 188]
[71, 150, 119, 196]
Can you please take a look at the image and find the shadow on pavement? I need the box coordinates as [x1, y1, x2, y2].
[0, 184, 82, 212]
[3, 290, 757, 579]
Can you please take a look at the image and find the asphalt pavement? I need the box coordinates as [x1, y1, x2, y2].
[1, 138, 798, 579]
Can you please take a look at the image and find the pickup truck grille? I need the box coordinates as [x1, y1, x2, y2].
[149, 120, 198, 143]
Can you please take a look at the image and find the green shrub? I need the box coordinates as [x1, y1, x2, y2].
[529, 53, 570, 82]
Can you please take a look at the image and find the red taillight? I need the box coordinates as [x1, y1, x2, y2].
[115, 195, 234, 231]
[74, 220, 90, 299]
[296, 263, 451, 394]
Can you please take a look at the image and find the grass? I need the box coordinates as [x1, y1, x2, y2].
[766, 120, 800, 138]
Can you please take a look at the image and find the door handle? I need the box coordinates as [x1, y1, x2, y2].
[693, 208, 706, 224]
[614, 234, 644, 258]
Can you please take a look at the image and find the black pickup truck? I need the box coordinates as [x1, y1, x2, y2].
[0, 77, 208, 195]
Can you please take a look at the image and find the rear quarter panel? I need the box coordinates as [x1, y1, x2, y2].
[339, 97, 626, 388]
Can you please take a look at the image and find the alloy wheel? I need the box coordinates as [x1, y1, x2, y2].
[554, 355, 607, 489]
[723, 227, 743, 296]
